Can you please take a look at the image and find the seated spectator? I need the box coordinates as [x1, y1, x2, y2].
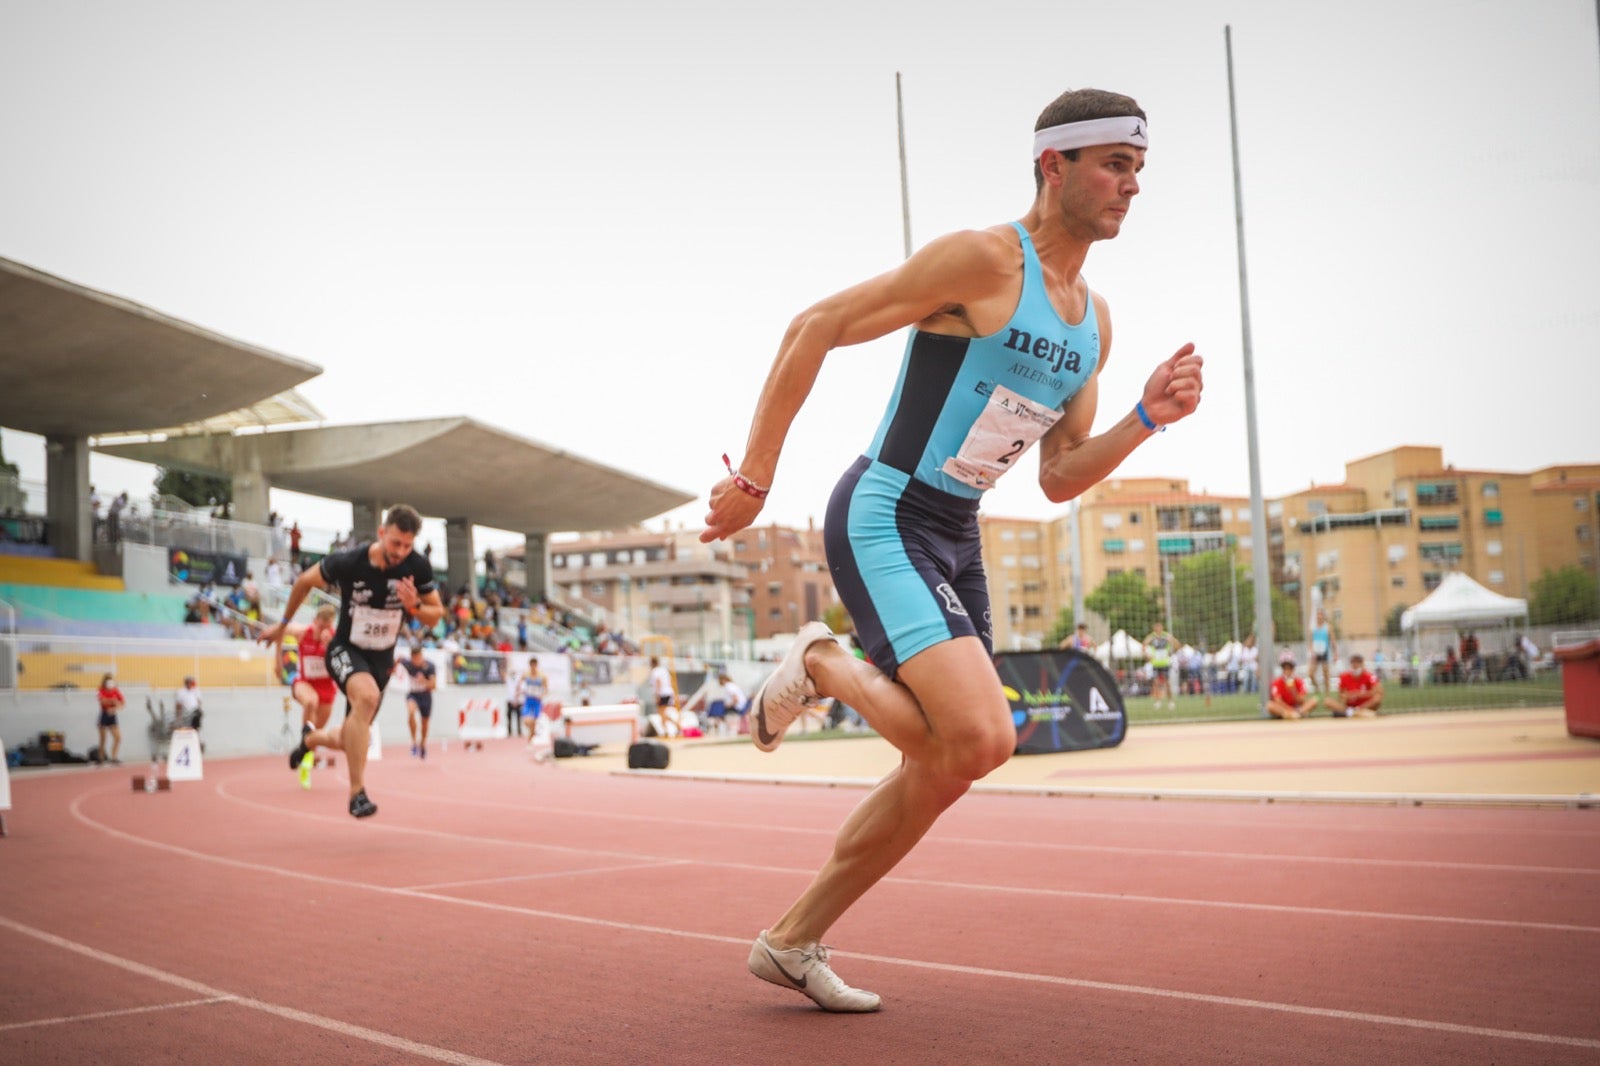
[1328, 654, 1381, 717]
[1267, 659, 1318, 720]
[173, 676, 205, 742]
[707, 672, 748, 736]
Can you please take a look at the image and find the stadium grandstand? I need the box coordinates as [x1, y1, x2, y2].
[1, 256, 729, 766]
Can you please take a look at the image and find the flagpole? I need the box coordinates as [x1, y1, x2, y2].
[896, 72, 912, 259]
[1227, 25, 1277, 712]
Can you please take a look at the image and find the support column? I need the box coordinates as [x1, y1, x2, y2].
[522, 532, 548, 601]
[44, 434, 92, 561]
[350, 501, 383, 542]
[446, 517, 475, 596]
[231, 449, 271, 527]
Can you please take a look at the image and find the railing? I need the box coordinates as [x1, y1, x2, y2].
[1, 632, 279, 691]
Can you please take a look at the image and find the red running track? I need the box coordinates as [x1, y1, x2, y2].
[1, 744, 1598, 1064]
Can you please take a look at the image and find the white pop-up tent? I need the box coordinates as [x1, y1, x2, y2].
[1095, 629, 1147, 664]
[1400, 573, 1528, 634]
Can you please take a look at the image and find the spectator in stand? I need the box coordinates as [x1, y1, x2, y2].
[1267, 658, 1318, 720]
[107, 492, 127, 543]
[1328, 653, 1381, 717]
[288, 521, 302, 560]
[96, 673, 124, 763]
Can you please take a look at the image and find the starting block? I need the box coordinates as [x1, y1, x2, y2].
[166, 727, 203, 782]
[458, 698, 500, 751]
[130, 774, 172, 792]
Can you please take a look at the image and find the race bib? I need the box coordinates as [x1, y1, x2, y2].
[942, 384, 1061, 490]
[300, 655, 328, 680]
[351, 605, 402, 650]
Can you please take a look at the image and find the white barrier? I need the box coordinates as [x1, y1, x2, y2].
[561, 703, 640, 750]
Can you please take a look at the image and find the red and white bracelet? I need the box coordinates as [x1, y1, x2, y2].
[722, 454, 770, 500]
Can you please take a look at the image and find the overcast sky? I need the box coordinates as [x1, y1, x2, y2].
[3, 0, 1597, 552]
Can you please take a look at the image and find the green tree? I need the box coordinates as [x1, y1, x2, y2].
[1044, 606, 1076, 647]
[1383, 603, 1408, 637]
[1085, 571, 1161, 638]
[1529, 565, 1600, 626]
[1269, 586, 1303, 644]
[155, 467, 233, 517]
[1170, 551, 1245, 649]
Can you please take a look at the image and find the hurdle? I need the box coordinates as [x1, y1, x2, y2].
[457, 697, 501, 751]
[562, 703, 641, 750]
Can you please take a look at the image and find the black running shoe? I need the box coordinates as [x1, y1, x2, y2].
[288, 741, 308, 770]
[348, 789, 377, 818]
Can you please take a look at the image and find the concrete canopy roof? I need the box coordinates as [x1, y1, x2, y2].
[97, 417, 696, 535]
[0, 256, 322, 437]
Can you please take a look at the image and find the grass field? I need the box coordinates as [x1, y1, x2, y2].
[774, 673, 1567, 741]
[1126, 675, 1565, 725]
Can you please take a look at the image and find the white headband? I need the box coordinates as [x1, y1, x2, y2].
[1033, 116, 1148, 159]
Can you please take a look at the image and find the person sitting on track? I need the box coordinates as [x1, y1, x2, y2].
[1268, 658, 1319, 720]
[1328, 653, 1382, 718]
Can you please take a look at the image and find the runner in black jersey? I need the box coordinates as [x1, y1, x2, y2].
[259, 504, 444, 818]
[702, 88, 1204, 1011]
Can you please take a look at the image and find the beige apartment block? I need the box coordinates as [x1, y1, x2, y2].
[982, 448, 1600, 651]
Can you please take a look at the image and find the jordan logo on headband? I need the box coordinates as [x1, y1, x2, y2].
[1033, 116, 1148, 159]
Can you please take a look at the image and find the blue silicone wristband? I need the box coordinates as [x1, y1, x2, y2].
[1136, 401, 1165, 432]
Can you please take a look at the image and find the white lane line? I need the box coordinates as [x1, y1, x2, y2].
[202, 778, 1600, 935]
[403, 860, 689, 892]
[0, 914, 506, 1065]
[369, 780, 1600, 878]
[0, 996, 233, 1033]
[62, 793, 1600, 1052]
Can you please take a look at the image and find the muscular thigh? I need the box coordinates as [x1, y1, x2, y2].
[328, 642, 390, 720]
[896, 636, 1014, 744]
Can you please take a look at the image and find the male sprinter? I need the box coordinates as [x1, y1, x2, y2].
[260, 504, 444, 817]
[703, 88, 1203, 1011]
[285, 604, 339, 788]
[400, 645, 438, 757]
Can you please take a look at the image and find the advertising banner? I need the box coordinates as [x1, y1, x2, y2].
[169, 547, 249, 587]
[994, 648, 1127, 755]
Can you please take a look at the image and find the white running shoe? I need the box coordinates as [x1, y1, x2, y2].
[749, 621, 832, 753]
[747, 930, 881, 1013]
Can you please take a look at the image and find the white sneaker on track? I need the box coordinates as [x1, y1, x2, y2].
[747, 930, 881, 1012]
